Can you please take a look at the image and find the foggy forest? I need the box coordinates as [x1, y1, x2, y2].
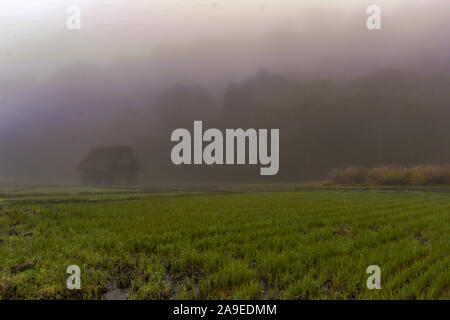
[1, 0, 449, 185]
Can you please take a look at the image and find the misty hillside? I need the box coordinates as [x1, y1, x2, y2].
[1, 68, 449, 184]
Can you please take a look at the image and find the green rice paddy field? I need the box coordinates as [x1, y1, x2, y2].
[0, 185, 449, 299]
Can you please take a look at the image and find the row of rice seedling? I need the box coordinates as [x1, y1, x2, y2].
[0, 189, 448, 299]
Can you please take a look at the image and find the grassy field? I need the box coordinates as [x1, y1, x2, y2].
[0, 185, 449, 300]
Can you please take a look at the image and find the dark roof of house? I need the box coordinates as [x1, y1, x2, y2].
[77, 146, 140, 172]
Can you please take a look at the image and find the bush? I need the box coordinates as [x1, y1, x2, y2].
[330, 166, 368, 184]
[330, 165, 450, 186]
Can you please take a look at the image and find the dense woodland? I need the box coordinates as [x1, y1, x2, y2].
[1, 68, 450, 184]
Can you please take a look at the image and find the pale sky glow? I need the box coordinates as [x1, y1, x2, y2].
[0, 0, 449, 80]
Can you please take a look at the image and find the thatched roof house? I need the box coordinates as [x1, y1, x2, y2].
[77, 146, 140, 185]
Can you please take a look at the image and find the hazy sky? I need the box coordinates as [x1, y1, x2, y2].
[1, 0, 449, 82]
